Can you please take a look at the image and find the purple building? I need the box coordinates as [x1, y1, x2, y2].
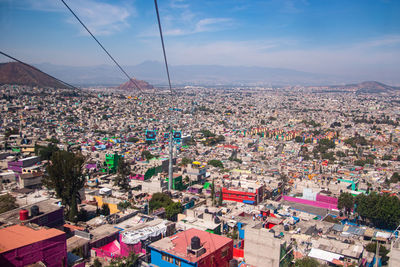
[0, 224, 67, 267]
[8, 156, 41, 177]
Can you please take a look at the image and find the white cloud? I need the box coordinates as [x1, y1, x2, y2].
[194, 18, 232, 33]
[26, 0, 134, 36]
[140, 1, 233, 37]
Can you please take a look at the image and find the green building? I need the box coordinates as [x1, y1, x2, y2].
[165, 175, 185, 191]
[101, 153, 120, 173]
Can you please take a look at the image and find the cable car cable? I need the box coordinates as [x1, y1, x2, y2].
[153, 0, 175, 95]
[60, 0, 143, 93]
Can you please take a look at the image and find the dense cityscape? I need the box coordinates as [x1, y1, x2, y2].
[1, 0, 400, 267]
[0, 83, 399, 266]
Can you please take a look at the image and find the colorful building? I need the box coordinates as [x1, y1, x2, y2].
[165, 174, 184, 191]
[93, 196, 120, 214]
[0, 224, 67, 267]
[222, 183, 264, 205]
[149, 228, 233, 267]
[102, 153, 120, 173]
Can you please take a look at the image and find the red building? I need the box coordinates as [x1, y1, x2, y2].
[222, 183, 264, 205]
[149, 228, 233, 267]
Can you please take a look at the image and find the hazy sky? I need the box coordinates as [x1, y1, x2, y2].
[1, 0, 399, 79]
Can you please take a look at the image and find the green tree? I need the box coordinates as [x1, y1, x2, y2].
[180, 157, 192, 166]
[149, 193, 182, 221]
[295, 136, 303, 143]
[127, 136, 139, 143]
[365, 242, 390, 265]
[355, 192, 400, 230]
[218, 189, 223, 207]
[149, 193, 173, 211]
[141, 150, 154, 161]
[336, 151, 346, 158]
[165, 202, 183, 221]
[338, 192, 354, 216]
[101, 204, 110, 216]
[200, 129, 215, 138]
[390, 172, 400, 183]
[382, 154, 393, 161]
[43, 150, 85, 222]
[295, 257, 320, 267]
[92, 258, 102, 267]
[0, 194, 18, 214]
[114, 157, 131, 191]
[211, 179, 215, 206]
[208, 159, 224, 168]
[108, 252, 139, 267]
[35, 143, 59, 161]
[118, 201, 131, 211]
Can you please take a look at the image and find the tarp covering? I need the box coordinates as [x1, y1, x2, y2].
[121, 223, 167, 245]
[308, 248, 342, 263]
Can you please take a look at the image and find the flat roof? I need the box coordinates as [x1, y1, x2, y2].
[150, 228, 232, 263]
[0, 198, 62, 225]
[0, 224, 65, 253]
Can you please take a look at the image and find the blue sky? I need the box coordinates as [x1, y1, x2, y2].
[0, 0, 399, 80]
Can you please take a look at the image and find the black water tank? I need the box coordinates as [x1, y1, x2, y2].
[204, 208, 209, 214]
[284, 225, 290, 231]
[31, 205, 39, 217]
[229, 259, 239, 267]
[191, 236, 201, 249]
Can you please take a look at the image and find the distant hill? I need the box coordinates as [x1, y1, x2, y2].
[117, 78, 153, 91]
[349, 81, 400, 94]
[0, 62, 70, 88]
[307, 81, 400, 94]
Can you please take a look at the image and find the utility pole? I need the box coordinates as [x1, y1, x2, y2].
[375, 240, 380, 267]
[168, 128, 173, 191]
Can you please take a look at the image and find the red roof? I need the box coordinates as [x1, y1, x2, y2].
[150, 228, 232, 263]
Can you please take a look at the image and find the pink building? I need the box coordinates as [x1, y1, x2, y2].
[0, 224, 67, 267]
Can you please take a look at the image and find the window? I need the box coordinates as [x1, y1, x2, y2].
[175, 258, 181, 266]
[221, 247, 229, 258]
[162, 253, 173, 263]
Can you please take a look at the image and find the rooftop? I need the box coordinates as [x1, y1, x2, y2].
[0, 224, 65, 253]
[0, 198, 62, 225]
[150, 228, 232, 263]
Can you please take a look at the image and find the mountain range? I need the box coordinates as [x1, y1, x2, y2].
[33, 61, 355, 86]
[1, 62, 399, 93]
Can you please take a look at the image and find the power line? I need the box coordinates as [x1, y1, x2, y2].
[60, 0, 143, 93]
[154, 0, 174, 95]
[0, 50, 77, 89]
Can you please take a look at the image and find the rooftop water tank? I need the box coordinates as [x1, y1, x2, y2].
[31, 205, 39, 217]
[19, 209, 29, 221]
[191, 236, 201, 250]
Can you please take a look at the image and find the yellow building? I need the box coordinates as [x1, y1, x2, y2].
[93, 196, 120, 214]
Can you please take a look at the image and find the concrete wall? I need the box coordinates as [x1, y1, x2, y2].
[244, 226, 281, 267]
[389, 241, 400, 267]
